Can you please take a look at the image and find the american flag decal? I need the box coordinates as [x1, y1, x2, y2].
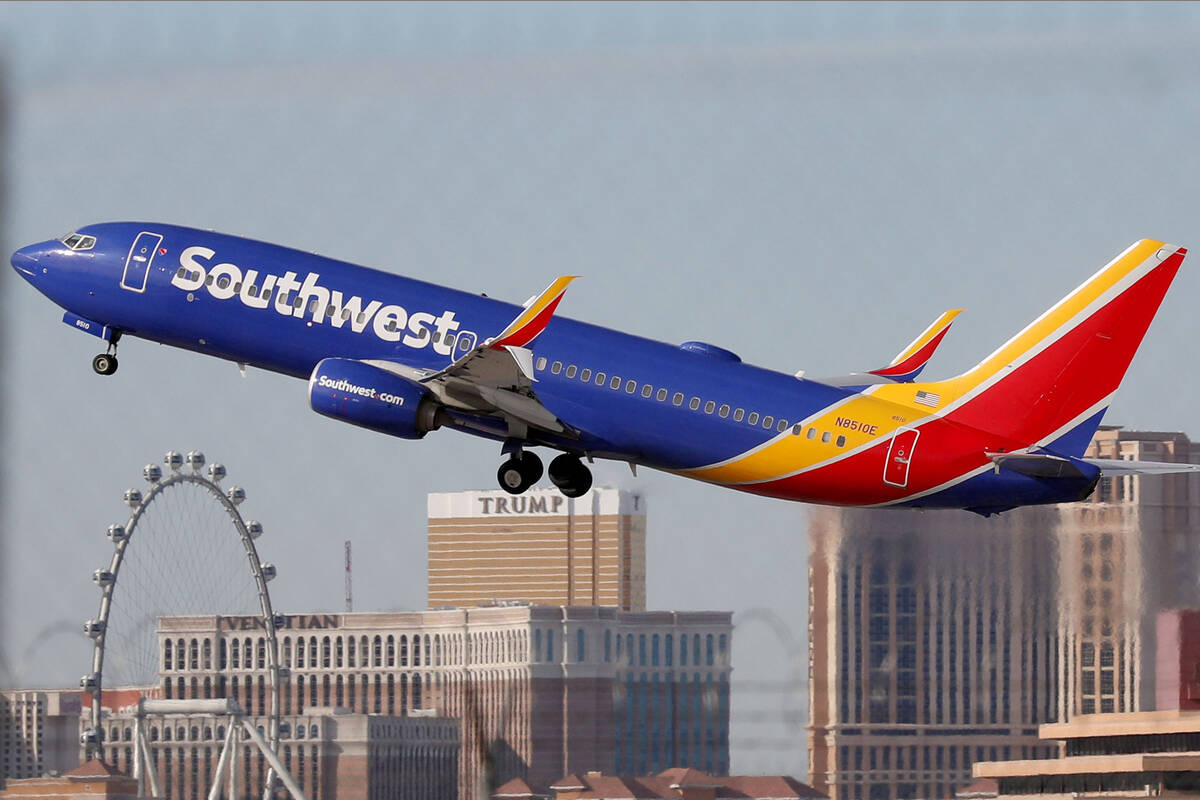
[915, 390, 940, 408]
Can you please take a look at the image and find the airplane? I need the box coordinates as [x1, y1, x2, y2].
[11, 224, 1199, 515]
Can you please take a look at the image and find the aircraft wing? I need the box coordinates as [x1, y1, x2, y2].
[377, 275, 578, 438]
[813, 309, 963, 388]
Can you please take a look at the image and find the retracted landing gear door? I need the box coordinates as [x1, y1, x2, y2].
[883, 427, 920, 488]
[120, 231, 163, 292]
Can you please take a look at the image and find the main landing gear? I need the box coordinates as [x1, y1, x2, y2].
[92, 332, 121, 376]
[498, 451, 543, 494]
[495, 449, 594, 498]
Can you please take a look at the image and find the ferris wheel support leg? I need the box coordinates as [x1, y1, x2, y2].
[137, 725, 161, 800]
[239, 717, 308, 800]
[209, 722, 238, 800]
[230, 724, 239, 800]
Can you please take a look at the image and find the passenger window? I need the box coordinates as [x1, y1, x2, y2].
[294, 297, 304, 309]
[551, 361, 563, 374]
[672, 393, 684, 406]
[581, 369, 592, 382]
[748, 412, 759, 425]
[763, 416, 774, 429]
[626, 380, 637, 394]
[432, 332, 441, 343]
[656, 389, 668, 402]
[445, 334, 456, 347]
[356, 312, 366, 324]
[641, 385, 653, 398]
[233, 283, 241, 293]
[386, 321, 397, 332]
[536, 357, 547, 371]
[807, 427, 817, 440]
[342, 309, 351, 320]
[205, 275, 214, 285]
[566, 365, 578, 378]
[777, 420, 788, 432]
[822, 431, 832, 444]
[719, 404, 730, 418]
[836, 435, 847, 447]
[704, 401, 716, 414]
[689, 397, 701, 411]
[262, 289, 272, 301]
[734, 409, 745, 422]
[176, 267, 186, 278]
[596, 372, 606, 385]
[610, 376, 621, 390]
[216, 276, 230, 289]
[307, 298, 318, 313]
[792, 424, 803, 436]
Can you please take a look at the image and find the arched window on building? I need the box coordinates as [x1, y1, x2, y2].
[190, 639, 199, 670]
[665, 634, 674, 667]
[414, 636, 422, 667]
[373, 635, 382, 667]
[202, 639, 212, 670]
[604, 630, 612, 662]
[577, 629, 586, 662]
[413, 673, 423, 710]
[347, 636, 355, 668]
[387, 635, 395, 668]
[322, 636, 332, 669]
[652, 634, 660, 666]
[626, 634, 634, 666]
[164, 640, 174, 671]
[706, 634, 714, 666]
[718, 634, 727, 664]
[400, 635, 409, 667]
[257, 639, 266, 670]
[639, 634, 647, 666]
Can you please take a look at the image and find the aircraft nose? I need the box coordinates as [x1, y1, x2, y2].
[11, 243, 42, 277]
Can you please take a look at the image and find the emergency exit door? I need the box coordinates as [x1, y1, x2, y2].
[883, 427, 920, 487]
[120, 231, 163, 293]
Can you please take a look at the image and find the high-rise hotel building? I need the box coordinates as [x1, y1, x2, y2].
[427, 488, 646, 611]
[807, 507, 1061, 800]
[808, 428, 1200, 800]
[94, 606, 730, 800]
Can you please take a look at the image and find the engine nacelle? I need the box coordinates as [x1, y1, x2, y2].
[308, 358, 443, 440]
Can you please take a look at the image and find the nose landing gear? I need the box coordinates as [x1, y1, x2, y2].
[548, 454, 593, 498]
[92, 331, 121, 376]
[92, 353, 118, 375]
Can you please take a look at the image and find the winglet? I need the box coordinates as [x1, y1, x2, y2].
[487, 276, 577, 349]
[868, 308, 963, 382]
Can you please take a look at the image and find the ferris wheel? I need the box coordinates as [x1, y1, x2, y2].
[79, 450, 284, 794]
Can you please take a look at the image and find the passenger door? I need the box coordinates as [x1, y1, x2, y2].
[120, 231, 163, 292]
[883, 427, 920, 488]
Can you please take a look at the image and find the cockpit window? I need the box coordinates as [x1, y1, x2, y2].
[59, 233, 96, 251]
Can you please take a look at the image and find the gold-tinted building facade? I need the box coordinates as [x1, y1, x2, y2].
[427, 488, 646, 611]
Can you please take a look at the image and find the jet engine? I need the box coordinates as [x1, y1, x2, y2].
[308, 358, 444, 440]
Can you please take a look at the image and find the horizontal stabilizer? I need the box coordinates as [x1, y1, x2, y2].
[1082, 457, 1200, 476]
[988, 452, 1092, 479]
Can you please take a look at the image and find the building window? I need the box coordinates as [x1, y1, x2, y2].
[652, 634, 660, 666]
[665, 634, 674, 666]
[706, 634, 714, 666]
[577, 629, 586, 662]
[547, 629, 554, 662]
[639, 634, 647, 666]
[605, 630, 612, 662]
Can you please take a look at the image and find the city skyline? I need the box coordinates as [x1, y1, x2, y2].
[6, 2, 1200, 782]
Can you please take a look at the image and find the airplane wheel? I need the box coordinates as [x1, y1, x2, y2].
[92, 353, 118, 376]
[497, 451, 543, 494]
[549, 454, 592, 498]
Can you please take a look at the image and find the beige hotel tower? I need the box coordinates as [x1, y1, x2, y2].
[427, 487, 647, 611]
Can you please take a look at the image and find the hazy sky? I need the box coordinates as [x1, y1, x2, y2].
[4, 2, 1200, 777]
